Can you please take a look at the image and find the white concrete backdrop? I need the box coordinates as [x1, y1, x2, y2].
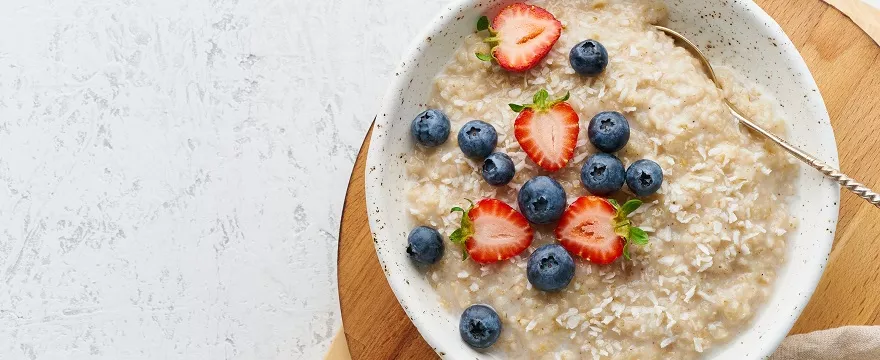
[0, 0, 447, 358]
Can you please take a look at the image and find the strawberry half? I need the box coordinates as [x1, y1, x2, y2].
[511, 89, 580, 172]
[450, 199, 534, 263]
[474, 3, 562, 72]
[555, 197, 649, 264]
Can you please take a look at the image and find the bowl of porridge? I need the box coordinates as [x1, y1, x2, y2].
[365, 0, 840, 359]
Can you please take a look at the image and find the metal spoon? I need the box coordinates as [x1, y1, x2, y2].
[655, 25, 880, 208]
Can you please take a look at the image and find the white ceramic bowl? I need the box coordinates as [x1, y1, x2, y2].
[365, 0, 840, 358]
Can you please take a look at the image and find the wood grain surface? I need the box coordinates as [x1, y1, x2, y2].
[337, 1, 880, 358]
[337, 126, 438, 359]
[824, 0, 880, 44]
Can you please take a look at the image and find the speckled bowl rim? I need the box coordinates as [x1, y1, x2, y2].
[365, 0, 840, 358]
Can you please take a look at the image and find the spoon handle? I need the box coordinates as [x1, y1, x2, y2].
[804, 157, 880, 207]
[727, 101, 880, 208]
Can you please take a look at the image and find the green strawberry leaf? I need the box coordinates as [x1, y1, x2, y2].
[610, 198, 650, 261]
[475, 16, 499, 58]
[629, 227, 649, 245]
[558, 91, 570, 102]
[607, 198, 620, 210]
[476, 16, 489, 31]
[620, 199, 643, 217]
[450, 200, 476, 260]
[533, 89, 549, 107]
[512, 89, 570, 113]
[449, 228, 465, 244]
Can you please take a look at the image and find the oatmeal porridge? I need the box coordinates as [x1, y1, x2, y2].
[405, 0, 799, 358]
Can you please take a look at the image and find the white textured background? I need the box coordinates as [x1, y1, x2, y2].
[0, 0, 445, 358]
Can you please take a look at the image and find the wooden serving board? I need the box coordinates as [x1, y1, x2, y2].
[336, 1, 880, 358]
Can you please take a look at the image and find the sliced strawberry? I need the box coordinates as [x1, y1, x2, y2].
[511, 89, 580, 172]
[474, 3, 562, 72]
[555, 197, 649, 264]
[450, 199, 534, 263]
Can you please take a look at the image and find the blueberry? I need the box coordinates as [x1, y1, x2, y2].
[588, 111, 630, 153]
[517, 176, 566, 224]
[569, 40, 609, 76]
[457, 120, 497, 158]
[459, 304, 502, 349]
[410, 109, 450, 147]
[406, 226, 444, 264]
[482, 152, 515, 186]
[581, 153, 626, 195]
[527, 244, 575, 292]
[626, 159, 664, 196]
